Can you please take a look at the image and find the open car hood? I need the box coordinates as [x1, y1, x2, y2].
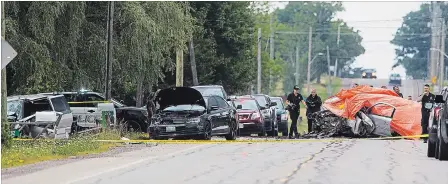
[155, 87, 206, 110]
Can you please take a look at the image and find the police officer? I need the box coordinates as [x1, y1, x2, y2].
[305, 89, 322, 133]
[286, 85, 308, 139]
[417, 84, 435, 143]
[393, 86, 403, 98]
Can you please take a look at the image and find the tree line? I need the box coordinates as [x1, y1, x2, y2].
[391, 2, 448, 79]
[4, 1, 365, 106]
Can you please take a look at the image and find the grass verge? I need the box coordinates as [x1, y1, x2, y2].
[1, 129, 146, 169]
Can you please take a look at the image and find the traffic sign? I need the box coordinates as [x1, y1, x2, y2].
[1, 38, 17, 69]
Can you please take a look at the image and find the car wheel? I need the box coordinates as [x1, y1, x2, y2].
[258, 127, 266, 136]
[428, 140, 436, 157]
[124, 120, 142, 133]
[201, 122, 212, 140]
[438, 126, 448, 160]
[225, 120, 237, 140]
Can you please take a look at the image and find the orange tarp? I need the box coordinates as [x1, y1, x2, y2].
[323, 85, 422, 136]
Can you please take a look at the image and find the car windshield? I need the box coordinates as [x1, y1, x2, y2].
[254, 96, 267, 107]
[193, 87, 224, 98]
[163, 104, 205, 112]
[233, 99, 258, 110]
[272, 98, 284, 109]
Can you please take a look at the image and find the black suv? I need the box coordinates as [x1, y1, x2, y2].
[427, 88, 448, 161]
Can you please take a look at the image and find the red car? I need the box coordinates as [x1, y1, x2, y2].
[232, 97, 265, 136]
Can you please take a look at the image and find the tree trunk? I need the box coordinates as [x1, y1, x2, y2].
[316, 74, 321, 84]
[136, 78, 143, 107]
[189, 38, 198, 85]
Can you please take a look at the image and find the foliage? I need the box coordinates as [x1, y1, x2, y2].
[273, 2, 364, 94]
[391, 3, 448, 79]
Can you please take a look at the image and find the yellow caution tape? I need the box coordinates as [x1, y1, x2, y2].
[67, 101, 111, 104]
[12, 134, 429, 144]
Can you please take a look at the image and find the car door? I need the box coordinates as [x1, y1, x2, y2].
[365, 102, 396, 137]
[82, 93, 104, 127]
[207, 97, 221, 134]
[48, 95, 74, 138]
[216, 96, 231, 133]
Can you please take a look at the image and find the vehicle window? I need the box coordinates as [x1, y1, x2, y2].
[272, 99, 284, 109]
[66, 94, 103, 108]
[193, 87, 224, 98]
[254, 96, 268, 107]
[50, 97, 71, 113]
[163, 104, 205, 111]
[7, 100, 22, 118]
[215, 97, 228, 108]
[208, 97, 219, 108]
[233, 99, 258, 110]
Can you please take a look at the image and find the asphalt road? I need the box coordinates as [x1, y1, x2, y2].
[2, 139, 448, 184]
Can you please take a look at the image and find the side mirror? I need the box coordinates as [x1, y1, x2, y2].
[236, 105, 242, 109]
[270, 102, 277, 107]
[260, 106, 267, 110]
[210, 106, 219, 111]
[226, 98, 232, 101]
[435, 95, 445, 103]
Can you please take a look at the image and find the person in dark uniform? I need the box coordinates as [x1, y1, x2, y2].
[286, 85, 308, 139]
[146, 91, 157, 120]
[393, 86, 403, 98]
[305, 89, 322, 133]
[417, 84, 435, 143]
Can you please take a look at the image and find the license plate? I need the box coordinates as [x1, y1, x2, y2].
[166, 126, 176, 132]
[239, 124, 244, 128]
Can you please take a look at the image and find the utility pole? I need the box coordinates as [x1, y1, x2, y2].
[176, 49, 184, 87]
[334, 24, 341, 78]
[295, 45, 300, 85]
[440, 20, 446, 88]
[307, 26, 313, 94]
[430, 2, 442, 82]
[105, 1, 114, 100]
[189, 38, 198, 86]
[1, 1, 7, 125]
[326, 46, 331, 97]
[257, 28, 262, 94]
[269, 15, 274, 95]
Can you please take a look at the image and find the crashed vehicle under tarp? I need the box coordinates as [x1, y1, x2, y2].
[303, 85, 422, 138]
[7, 94, 74, 139]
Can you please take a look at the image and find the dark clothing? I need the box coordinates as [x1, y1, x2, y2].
[287, 92, 304, 113]
[287, 92, 304, 138]
[420, 92, 435, 140]
[305, 95, 322, 133]
[146, 98, 156, 118]
[289, 111, 299, 137]
[396, 92, 403, 98]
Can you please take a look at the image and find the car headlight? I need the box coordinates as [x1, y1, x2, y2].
[362, 72, 366, 76]
[372, 72, 376, 76]
[251, 112, 261, 119]
[281, 114, 288, 121]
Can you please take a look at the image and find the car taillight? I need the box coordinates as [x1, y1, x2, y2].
[251, 113, 260, 120]
[435, 107, 441, 119]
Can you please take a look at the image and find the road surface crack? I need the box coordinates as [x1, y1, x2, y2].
[280, 141, 338, 184]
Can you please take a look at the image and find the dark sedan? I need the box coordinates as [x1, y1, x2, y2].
[149, 87, 238, 140]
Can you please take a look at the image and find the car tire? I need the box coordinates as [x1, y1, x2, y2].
[435, 141, 440, 159]
[282, 129, 288, 136]
[438, 125, 448, 160]
[428, 140, 436, 157]
[258, 127, 266, 136]
[200, 122, 212, 140]
[225, 120, 237, 141]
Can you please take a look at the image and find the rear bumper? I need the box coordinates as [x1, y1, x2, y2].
[238, 121, 263, 134]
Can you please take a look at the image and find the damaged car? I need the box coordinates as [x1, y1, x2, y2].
[148, 87, 238, 140]
[305, 102, 396, 138]
[7, 94, 73, 139]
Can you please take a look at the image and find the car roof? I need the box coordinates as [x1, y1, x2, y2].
[191, 85, 223, 88]
[7, 94, 60, 101]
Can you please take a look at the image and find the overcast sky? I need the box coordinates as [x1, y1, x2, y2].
[272, 1, 424, 79]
